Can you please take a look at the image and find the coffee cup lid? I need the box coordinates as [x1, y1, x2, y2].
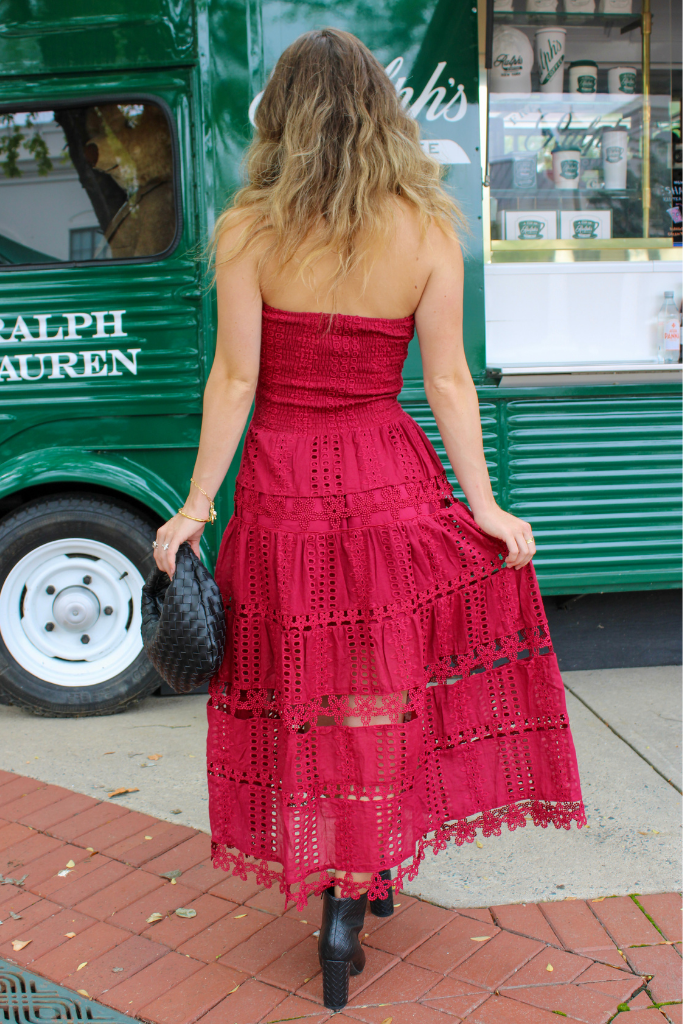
[568, 60, 598, 68]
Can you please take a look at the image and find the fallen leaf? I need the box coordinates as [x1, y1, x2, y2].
[65, 860, 75, 869]
[227, 985, 240, 994]
[471, 936, 490, 942]
[476, 840, 484, 848]
[171, 878, 177, 884]
[394, 903, 401, 907]
[103, 751, 115, 755]
[86, 848, 95, 853]
[234, 914, 247, 919]
[651, 829, 660, 834]
[144, 836, 153, 841]
[11, 939, 31, 951]
[302, 977, 310, 983]
[148, 754, 163, 760]
[313, 930, 320, 937]
[160, 870, 182, 880]
[9, 911, 22, 921]
[380, 1018, 393, 1024]
[188, 754, 195, 758]
[76, 990, 89, 998]
[546, 964, 554, 972]
[77, 962, 88, 971]
[592, 897, 606, 902]
[300, 919, 307, 924]
[175, 908, 197, 919]
[564, 896, 577, 901]
[170, 809, 182, 814]
[65, 932, 76, 938]
[112, 967, 123, 973]
[108, 787, 139, 798]
[146, 913, 164, 924]
[57, 870, 71, 878]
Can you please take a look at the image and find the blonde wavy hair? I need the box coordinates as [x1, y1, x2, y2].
[210, 27, 464, 289]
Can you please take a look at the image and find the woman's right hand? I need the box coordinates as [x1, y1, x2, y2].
[153, 513, 206, 577]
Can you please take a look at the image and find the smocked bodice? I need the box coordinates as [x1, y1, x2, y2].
[252, 303, 415, 433]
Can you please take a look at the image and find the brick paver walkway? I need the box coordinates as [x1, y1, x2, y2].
[0, 769, 680, 1024]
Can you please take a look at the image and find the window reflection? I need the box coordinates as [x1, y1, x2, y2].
[0, 101, 177, 266]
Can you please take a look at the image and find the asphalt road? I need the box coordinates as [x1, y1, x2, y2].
[0, 665, 680, 909]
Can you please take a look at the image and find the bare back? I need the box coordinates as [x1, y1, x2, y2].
[259, 202, 436, 320]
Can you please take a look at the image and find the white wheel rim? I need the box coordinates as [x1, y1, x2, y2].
[0, 537, 144, 687]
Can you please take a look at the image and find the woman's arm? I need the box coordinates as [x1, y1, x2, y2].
[414, 225, 534, 569]
[153, 229, 262, 576]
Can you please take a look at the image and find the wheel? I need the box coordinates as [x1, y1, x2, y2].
[0, 493, 162, 716]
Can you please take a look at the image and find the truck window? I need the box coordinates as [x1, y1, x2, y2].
[0, 101, 177, 266]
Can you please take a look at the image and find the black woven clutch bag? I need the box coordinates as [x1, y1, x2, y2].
[141, 542, 226, 693]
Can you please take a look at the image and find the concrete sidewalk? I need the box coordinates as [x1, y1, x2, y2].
[0, 666, 680, 906]
[0, 770, 681, 1024]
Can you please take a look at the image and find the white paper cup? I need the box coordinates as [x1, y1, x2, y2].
[608, 67, 637, 94]
[602, 129, 628, 189]
[564, 0, 595, 10]
[569, 62, 598, 94]
[535, 29, 566, 93]
[493, 0, 514, 10]
[552, 149, 581, 188]
[526, 0, 557, 10]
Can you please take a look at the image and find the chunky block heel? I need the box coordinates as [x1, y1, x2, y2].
[318, 888, 368, 1010]
[369, 869, 394, 917]
[321, 959, 351, 1011]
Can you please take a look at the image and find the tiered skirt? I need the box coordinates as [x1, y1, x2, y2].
[207, 407, 585, 908]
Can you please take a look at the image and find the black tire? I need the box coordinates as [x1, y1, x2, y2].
[0, 493, 162, 716]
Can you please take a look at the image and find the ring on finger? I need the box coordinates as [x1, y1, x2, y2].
[163, 543, 170, 551]
[152, 540, 158, 548]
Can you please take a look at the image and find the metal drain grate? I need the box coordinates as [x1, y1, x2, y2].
[0, 959, 136, 1022]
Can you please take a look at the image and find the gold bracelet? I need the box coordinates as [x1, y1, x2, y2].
[177, 508, 212, 523]
[190, 477, 217, 524]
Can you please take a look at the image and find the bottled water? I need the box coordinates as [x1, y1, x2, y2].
[656, 291, 681, 364]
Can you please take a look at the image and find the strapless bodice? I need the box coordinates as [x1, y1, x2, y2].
[251, 303, 415, 434]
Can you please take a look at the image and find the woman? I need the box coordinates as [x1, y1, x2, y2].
[154, 28, 585, 1011]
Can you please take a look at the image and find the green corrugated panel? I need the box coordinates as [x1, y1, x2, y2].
[504, 397, 682, 592]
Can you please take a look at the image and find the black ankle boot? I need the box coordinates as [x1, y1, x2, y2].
[369, 869, 394, 918]
[318, 888, 368, 1011]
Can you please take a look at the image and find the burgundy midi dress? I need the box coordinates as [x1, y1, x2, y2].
[207, 303, 585, 908]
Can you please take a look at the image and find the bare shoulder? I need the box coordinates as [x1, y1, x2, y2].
[215, 209, 265, 266]
[393, 199, 462, 270]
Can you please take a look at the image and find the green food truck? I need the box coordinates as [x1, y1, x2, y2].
[0, 0, 680, 717]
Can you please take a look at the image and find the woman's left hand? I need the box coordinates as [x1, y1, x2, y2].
[153, 513, 205, 577]
[472, 504, 535, 570]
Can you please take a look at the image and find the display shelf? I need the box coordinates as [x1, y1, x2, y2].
[493, 12, 638, 27]
[492, 236, 673, 248]
[490, 188, 637, 197]
[488, 92, 653, 111]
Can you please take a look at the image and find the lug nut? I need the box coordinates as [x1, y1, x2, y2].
[45, 622, 55, 632]
[46, 585, 55, 595]
[83, 575, 92, 585]
[81, 634, 90, 644]
[104, 606, 113, 615]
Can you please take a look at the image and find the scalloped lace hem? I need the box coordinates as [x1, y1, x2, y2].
[210, 798, 587, 910]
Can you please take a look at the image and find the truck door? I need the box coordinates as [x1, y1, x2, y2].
[0, 72, 204, 715]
